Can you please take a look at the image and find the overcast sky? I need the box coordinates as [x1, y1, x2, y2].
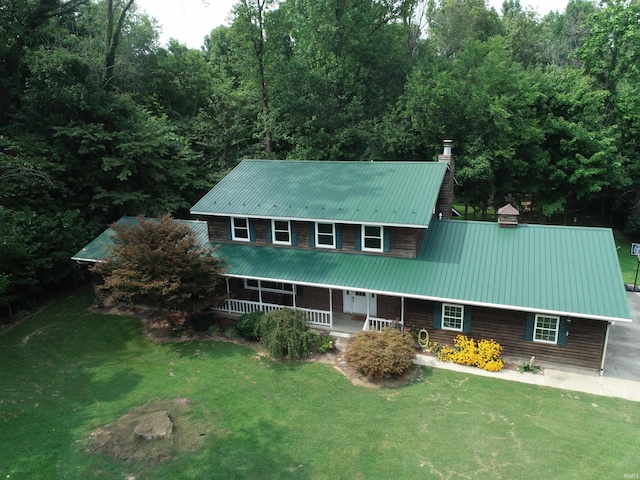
[134, 0, 568, 50]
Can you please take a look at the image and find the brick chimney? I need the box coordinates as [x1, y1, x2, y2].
[435, 140, 455, 220]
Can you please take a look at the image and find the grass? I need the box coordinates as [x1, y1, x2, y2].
[1, 293, 639, 479]
[614, 230, 640, 284]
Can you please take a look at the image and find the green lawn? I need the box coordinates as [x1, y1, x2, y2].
[1, 293, 639, 479]
[614, 230, 640, 284]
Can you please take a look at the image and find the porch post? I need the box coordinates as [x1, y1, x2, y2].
[226, 277, 231, 313]
[599, 321, 613, 376]
[367, 292, 370, 317]
[401, 296, 405, 326]
[293, 285, 297, 309]
[258, 281, 263, 310]
[329, 288, 333, 327]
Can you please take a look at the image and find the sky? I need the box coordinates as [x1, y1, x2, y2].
[134, 0, 568, 50]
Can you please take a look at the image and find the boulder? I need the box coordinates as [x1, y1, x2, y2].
[134, 411, 173, 440]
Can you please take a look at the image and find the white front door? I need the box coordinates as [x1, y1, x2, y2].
[343, 290, 377, 316]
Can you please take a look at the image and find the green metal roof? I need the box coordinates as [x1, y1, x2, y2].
[190, 160, 448, 227]
[71, 217, 209, 263]
[214, 220, 630, 322]
[72, 217, 631, 322]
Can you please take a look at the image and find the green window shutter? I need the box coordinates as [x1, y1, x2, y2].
[248, 219, 256, 242]
[336, 224, 342, 249]
[309, 223, 315, 247]
[383, 227, 391, 253]
[354, 225, 362, 250]
[463, 306, 472, 333]
[524, 313, 535, 341]
[266, 221, 273, 243]
[433, 302, 442, 329]
[557, 317, 569, 346]
[291, 222, 297, 245]
[225, 218, 232, 240]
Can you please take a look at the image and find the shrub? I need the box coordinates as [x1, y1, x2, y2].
[236, 311, 263, 341]
[344, 327, 416, 379]
[316, 333, 336, 353]
[257, 308, 316, 360]
[208, 324, 220, 337]
[224, 327, 238, 339]
[436, 335, 505, 372]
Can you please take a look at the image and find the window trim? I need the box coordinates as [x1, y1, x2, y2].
[271, 219, 292, 245]
[362, 225, 384, 252]
[315, 222, 336, 249]
[244, 279, 295, 294]
[441, 303, 464, 331]
[231, 217, 250, 242]
[533, 314, 559, 344]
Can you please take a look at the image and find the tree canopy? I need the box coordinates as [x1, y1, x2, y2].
[90, 215, 225, 314]
[2, 0, 640, 312]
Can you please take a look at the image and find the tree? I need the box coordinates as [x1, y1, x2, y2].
[90, 215, 226, 316]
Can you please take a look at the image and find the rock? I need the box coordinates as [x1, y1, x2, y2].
[134, 411, 173, 440]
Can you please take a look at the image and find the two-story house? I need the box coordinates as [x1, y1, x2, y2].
[73, 142, 631, 373]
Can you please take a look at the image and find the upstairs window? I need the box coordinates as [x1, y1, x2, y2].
[272, 220, 291, 245]
[534, 315, 559, 344]
[316, 222, 335, 248]
[362, 225, 383, 252]
[231, 217, 250, 241]
[442, 304, 464, 331]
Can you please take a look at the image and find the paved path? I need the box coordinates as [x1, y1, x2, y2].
[413, 353, 640, 403]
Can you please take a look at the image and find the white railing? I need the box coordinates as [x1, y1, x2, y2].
[363, 316, 397, 332]
[215, 299, 331, 327]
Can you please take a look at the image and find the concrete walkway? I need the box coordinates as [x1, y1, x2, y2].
[413, 353, 640, 403]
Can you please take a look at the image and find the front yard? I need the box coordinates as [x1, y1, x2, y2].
[0, 293, 638, 479]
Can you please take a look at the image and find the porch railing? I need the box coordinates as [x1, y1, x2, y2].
[363, 316, 397, 332]
[215, 299, 331, 327]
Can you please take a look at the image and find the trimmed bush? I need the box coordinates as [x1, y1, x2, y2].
[344, 327, 416, 379]
[236, 311, 264, 341]
[257, 308, 316, 360]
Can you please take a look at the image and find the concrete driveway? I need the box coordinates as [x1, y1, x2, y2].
[603, 292, 640, 381]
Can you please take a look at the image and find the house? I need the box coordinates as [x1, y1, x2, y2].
[73, 142, 632, 374]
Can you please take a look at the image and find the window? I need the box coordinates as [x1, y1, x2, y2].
[272, 219, 291, 245]
[315, 222, 335, 248]
[362, 225, 383, 252]
[534, 315, 559, 344]
[244, 279, 294, 293]
[442, 304, 464, 331]
[231, 217, 250, 241]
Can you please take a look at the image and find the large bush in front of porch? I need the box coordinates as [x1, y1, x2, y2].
[257, 308, 316, 360]
[345, 327, 416, 379]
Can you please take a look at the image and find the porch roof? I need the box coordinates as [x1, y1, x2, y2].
[190, 160, 448, 228]
[215, 220, 631, 323]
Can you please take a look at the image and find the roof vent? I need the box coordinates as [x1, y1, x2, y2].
[497, 204, 519, 228]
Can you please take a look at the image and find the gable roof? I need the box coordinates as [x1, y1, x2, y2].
[71, 217, 209, 263]
[213, 220, 630, 322]
[190, 160, 448, 228]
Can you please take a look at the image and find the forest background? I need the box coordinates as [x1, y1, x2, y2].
[1, 0, 639, 314]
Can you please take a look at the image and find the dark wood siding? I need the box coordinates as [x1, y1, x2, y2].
[206, 216, 423, 258]
[296, 286, 331, 311]
[403, 298, 607, 372]
[377, 294, 401, 320]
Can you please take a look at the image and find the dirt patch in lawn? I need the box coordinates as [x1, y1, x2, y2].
[85, 397, 218, 465]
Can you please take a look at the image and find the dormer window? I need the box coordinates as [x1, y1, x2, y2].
[272, 219, 291, 245]
[231, 217, 250, 241]
[362, 225, 383, 252]
[315, 222, 335, 248]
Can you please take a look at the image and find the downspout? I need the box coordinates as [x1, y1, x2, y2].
[226, 277, 231, 314]
[599, 321, 613, 376]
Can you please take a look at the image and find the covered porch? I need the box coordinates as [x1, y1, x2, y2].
[214, 277, 403, 334]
